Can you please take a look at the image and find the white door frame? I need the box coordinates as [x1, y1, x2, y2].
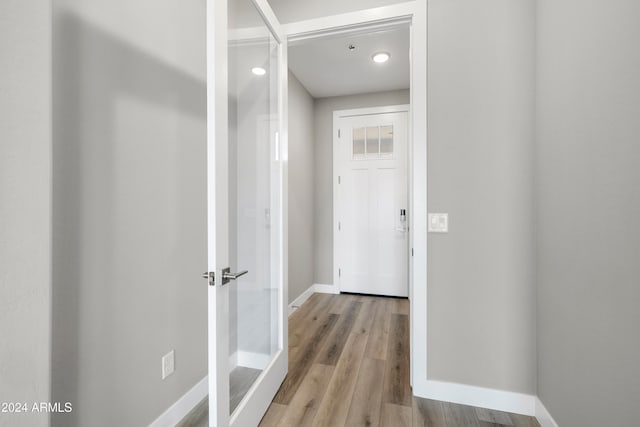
[207, 0, 289, 425]
[284, 0, 428, 396]
[332, 104, 411, 296]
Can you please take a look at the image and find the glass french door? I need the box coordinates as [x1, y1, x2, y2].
[206, 0, 288, 426]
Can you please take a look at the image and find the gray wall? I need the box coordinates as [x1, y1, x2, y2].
[288, 72, 316, 302]
[51, 2, 207, 426]
[0, 2, 52, 426]
[536, 0, 640, 425]
[313, 90, 410, 286]
[427, 0, 536, 393]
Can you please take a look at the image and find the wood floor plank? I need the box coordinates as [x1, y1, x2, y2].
[329, 294, 353, 314]
[364, 297, 393, 360]
[181, 294, 540, 427]
[351, 297, 378, 335]
[412, 397, 447, 427]
[381, 403, 413, 427]
[274, 313, 339, 404]
[442, 403, 480, 427]
[311, 332, 368, 427]
[315, 301, 362, 365]
[289, 293, 323, 323]
[290, 294, 334, 348]
[475, 407, 514, 425]
[345, 357, 385, 427]
[176, 397, 208, 427]
[394, 298, 410, 315]
[511, 413, 541, 427]
[383, 313, 411, 406]
[279, 364, 335, 427]
[258, 403, 288, 427]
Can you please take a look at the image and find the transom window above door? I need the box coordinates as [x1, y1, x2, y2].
[353, 125, 394, 160]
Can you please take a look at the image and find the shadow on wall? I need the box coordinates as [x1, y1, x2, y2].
[52, 12, 207, 427]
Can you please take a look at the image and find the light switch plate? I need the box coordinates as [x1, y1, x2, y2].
[428, 213, 448, 233]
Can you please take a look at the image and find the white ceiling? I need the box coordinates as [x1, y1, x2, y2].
[288, 27, 410, 98]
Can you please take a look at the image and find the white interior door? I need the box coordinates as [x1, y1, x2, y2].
[207, 0, 288, 426]
[335, 107, 409, 297]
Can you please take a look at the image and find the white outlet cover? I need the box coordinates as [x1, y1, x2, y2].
[162, 350, 175, 380]
[428, 213, 448, 233]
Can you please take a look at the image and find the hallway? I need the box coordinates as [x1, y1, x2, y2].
[259, 293, 541, 427]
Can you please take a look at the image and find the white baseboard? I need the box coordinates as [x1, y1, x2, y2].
[288, 285, 315, 316]
[236, 351, 271, 370]
[535, 397, 560, 427]
[149, 376, 208, 427]
[413, 379, 536, 417]
[313, 283, 339, 294]
[229, 351, 238, 370]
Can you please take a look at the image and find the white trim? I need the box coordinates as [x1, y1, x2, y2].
[334, 104, 411, 118]
[288, 285, 315, 316]
[252, 0, 286, 43]
[535, 397, 560, 427]
[236, 351, 272, 371]
[412, 380, 536, 417]
[284, 2, 416, 42]
[409, 0, 429, 400]
[313, 283, 340, 294]
[206, 0, 229, 422]
[148, 376, 208, 427]
[229, 352, 238, 370]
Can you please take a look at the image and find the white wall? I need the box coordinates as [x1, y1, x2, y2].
[427, 0, 536, 393]
[536, 0, 640, 425]
[288, 71, 316, 302]
[51, 2, 207, 426]
[313, 90, 410, 286]
[0, 2, 51, 426]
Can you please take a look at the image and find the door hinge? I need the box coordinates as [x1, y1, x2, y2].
[411, 248, 414, 257]
[338, 129, 341, 138]
[338, 268, 341, 277]
[338, 222, 341, 231]
[338, 176, 341, 184]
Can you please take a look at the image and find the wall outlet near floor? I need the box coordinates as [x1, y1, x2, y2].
[162, 350, 175, 380]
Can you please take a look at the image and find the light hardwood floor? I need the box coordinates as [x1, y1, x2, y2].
[260, 293, 540, 427]
[179, 293, 540, 427]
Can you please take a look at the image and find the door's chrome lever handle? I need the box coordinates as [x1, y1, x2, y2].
[221, 267, 248, 285]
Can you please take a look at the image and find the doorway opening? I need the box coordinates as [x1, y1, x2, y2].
[287, 21, 412, 299]
[259, 15, 415, 425]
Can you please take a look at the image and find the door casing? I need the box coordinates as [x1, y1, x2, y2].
[283, 1, 428, 394]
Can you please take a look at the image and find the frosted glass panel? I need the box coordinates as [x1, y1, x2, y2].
[380, 125, 393, 158]
[366, 126, 379, 158]
[353, 127, 365, 159]
[228, 0, 281, 415]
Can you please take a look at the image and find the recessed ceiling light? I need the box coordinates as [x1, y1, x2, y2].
[251, 67, 266, 76]
[372, 52, 390, 64]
